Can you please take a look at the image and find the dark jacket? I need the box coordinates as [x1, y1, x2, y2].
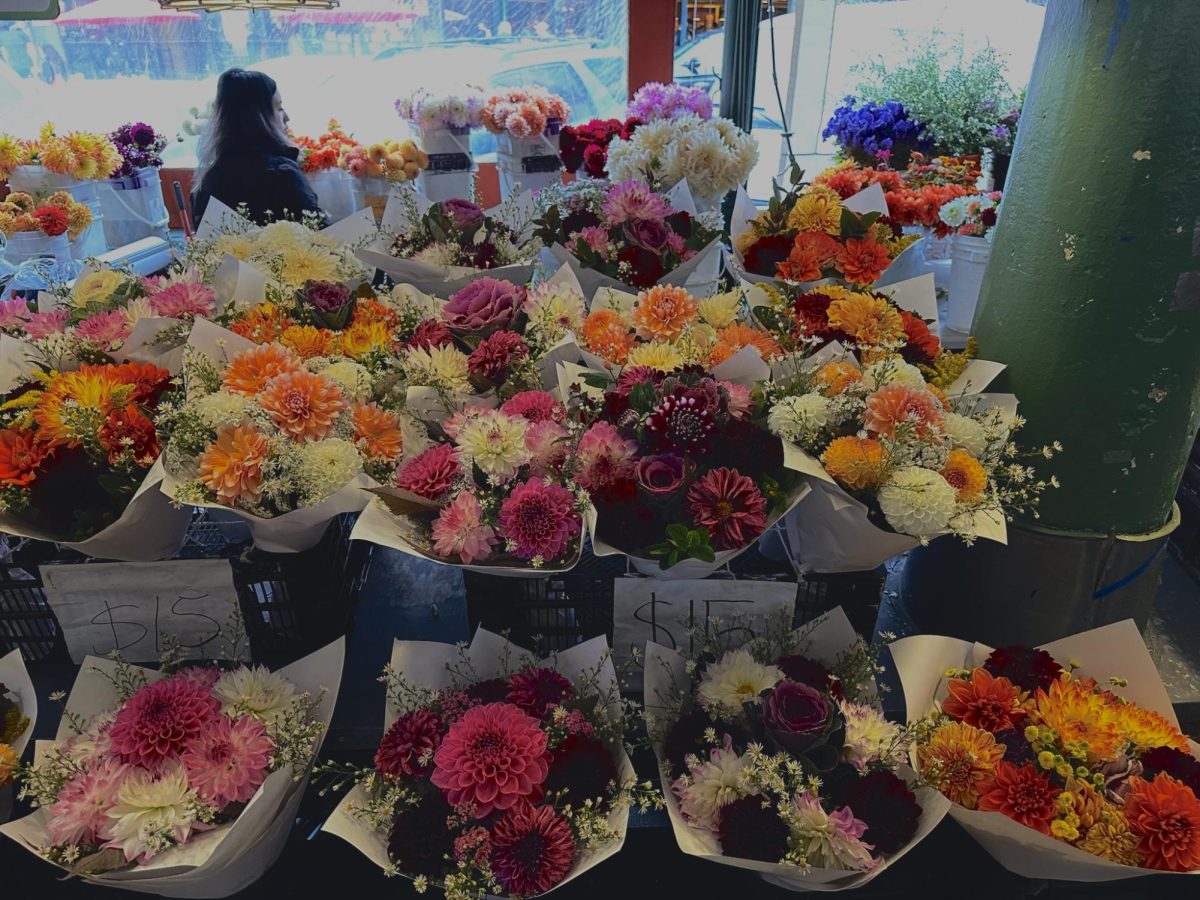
[191, 146, 328, 228]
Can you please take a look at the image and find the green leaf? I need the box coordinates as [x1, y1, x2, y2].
[692, 544, 716, 564]
[629, 381, 655, 412]
[665, 523, 690, 543]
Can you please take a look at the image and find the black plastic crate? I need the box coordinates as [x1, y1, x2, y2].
[794, 567, 888, 638]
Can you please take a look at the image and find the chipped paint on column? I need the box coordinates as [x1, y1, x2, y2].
[971, 0, 1200, 534]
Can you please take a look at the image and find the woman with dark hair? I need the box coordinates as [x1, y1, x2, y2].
[192, 68, 327, 226]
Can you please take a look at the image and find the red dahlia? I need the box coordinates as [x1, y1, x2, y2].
[976, 761, 1060, 835]
[490, 802, 576, 895]
[375, 707, 442, 779]
[687, 467, 768, 550]
[507, 667, 575, 718]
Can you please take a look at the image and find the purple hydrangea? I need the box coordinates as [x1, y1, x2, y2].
[109, 122, 167, 178]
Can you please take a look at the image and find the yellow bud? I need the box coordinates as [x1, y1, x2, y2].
[1038, 751, 1056, 770]
[1024, 725, 1041, 742]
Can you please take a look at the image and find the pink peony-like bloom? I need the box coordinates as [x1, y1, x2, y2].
[148, 281, 216, 319]
[405, 318, 455, 351]
[24, 309, 69, 339]
[442, 278, 526, 333]
[507, 667, 575, 718]
[577, 225, 611, 255]
[431, 492, 498, 564]
[467, 330, 528, 382]
[375, 707, 442, 779]
[395, 443, 462, 501]
[721, 381, 751, 419]
[46, 758, 130, 847]
[524, 420, 569, 477]
[498, 478, 581, 562]
[76, 309, 133, 349]
[687, 467, 768, 550]
[109, 676, 222, 769]
[501, 390, 566, 424]
[0, 297, 32, 329]
[181, 714, 274, 808]
[430, 702, 551, 818]
[575, 421, 638, 492]
[602, 179, 673, 226]
[490, 802, 576, 895]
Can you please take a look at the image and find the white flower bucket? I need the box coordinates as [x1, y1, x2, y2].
[495, 119, 563, 199]
[306, 168, 355, 222]
[2, 231, 71, 266]
[946, 234, 992, 333]
[416, 123, 474, 202]
[68, 198, 108, 261]
[7, 166, 108, 260]
[98, 166, 170, 247]
[349, 175, 392, 222]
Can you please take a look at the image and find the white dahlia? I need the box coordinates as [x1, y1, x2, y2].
[318, 358, 373, 401]
[214, 665, 299, 728]
[697, 647, 783, 715]
[102, 763, 199, 863]
[768, 394, 832, 445]
[297, 438, 363, 503]
[877, 466, 957, 536]
[673, 744, 753, 832]
[862, 358, 927, 391]
[940, 412, 988, 457]
[195, 391, 253, 430]
[456, 409, 530, 479]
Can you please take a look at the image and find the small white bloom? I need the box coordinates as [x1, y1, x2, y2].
[194, 392, 253, 429]
[940, 412, 988, 457]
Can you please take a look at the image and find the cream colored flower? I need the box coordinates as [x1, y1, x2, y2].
[941, 412, 988, 457]
[276, 245, 341, 290]
[626, 341, 684, 373]
[697, 291, 742, 329]
[195, 391, 253, 429]
[214, 665, 299, 727]
[256, 220, 311, 254]
[70, 267, 124, 309]
[455, 409, 530, 479]
[103, 764, 199, 863]
[674, 744, 753, 831]
[839, 700, 903, 771]
[297, 437, 363, 503]
[122, 298, 155, 325]
[213, 233, 257, 261]
[318, 358, 373, 401]
[404, 344, 471, 395]
[878, 467, 957, 536]
[862, 358, 927, 391]
[768, 394, 831, 445]
[697, 647, 782, 714]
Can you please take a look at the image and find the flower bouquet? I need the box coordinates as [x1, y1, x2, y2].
[295, 120, 360, 221]
[101, 122, 171, 246]
[0, 649, 36, 823]
[0, 358, 191, 560]
[893, 619, 1200, 880]
[481, 87, 570, 198]
[822, 98, 932, 169]
[627, 81, 714, 122]
[559, 117, 641, 179]
[940, 191, 1002, 239]
[157, 320, 407, 552]
[395, 87, 484, 202]
[359, 188, 537, 299]
[0, 190, 93, 268]
[535, 178, 723, 299]
[1, 639, 343, 896]
[323, 629, 650, 898]
[941, 191, 1002, 333]
[340, 138, 429, 221]
[645, 606, 948, 891]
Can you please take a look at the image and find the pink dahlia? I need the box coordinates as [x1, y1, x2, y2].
[173, 666, 222, 689]
[430, 702, 551, 818]
[498, 478, 581, 562]
[24, 309, 69, 339]
[577, 225, 611, 255]
[490, 802, 577, 895]
[524, 420, 569, 478]
[46, 758, 130, 847]
[576, 421, 638, 493]
[507, 667, 576, 718]
[395, 443, 462, 501]
[0, 297, 32, 329]
[148, 281, 216, 319]
[502, 390, 566, 424]
[109, 676, 222, 769]
[76, 310, 133, 349]
[181, 714, 273, 808]
[375, 707, 443, 779]
[602, 179, 672, 226]
[687, 467, 768, 550]
[615, 365, 659, 396]
[432, 492, 498, 564]
[721, 381, 752, 419]
[467, 330, 528, 382]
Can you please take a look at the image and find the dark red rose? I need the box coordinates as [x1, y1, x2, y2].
[544, 734, 618, 806]
[742, 233, 794, 276]
[717, 794, 790, 863]
[625, 217, 671, 252]
[1140, 747, 1200, 796]
[583, 144, 608, 177]
[833, 769, 922, 855]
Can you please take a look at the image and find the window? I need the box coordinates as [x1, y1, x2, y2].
[0, 0, 628, 166]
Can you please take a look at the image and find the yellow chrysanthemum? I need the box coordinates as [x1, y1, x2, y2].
[918, 721, 1003, 809]
[941, 448, 988, 502]
[697, 291, 742, 329]
[822, 435, 886, 492]
[626, 341, 684, 373]
[280, 325, 339, 360]
[1109, 701, 1189, 752]
[1033, 677, 1123, 762]
[826, 290, 906, 347]
[1077, 808, 1143, 866]
[787, 187, 843, 235]
[277, 245, 341, 290]
[339, 320, 390, 361]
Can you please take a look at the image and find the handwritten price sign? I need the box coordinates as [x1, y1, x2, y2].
[41, 560, 241, 664]
[611, 579, 797, 672]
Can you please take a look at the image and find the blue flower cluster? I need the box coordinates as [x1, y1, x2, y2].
[822, 98, 931, 163]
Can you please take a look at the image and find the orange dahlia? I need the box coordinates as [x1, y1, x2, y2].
[1110, 702, 1189, 752]
[281, 325, 339, 360]
[777, 231, 838, 282]
[352, 402, 404, 461]
[198, 423, 270, 505]
[34, 366, 122, 446]
[222, 344, 303, 396]
[942, 668, 1027, 734]
[865, 384, 945, 438]
[812, 360, 862, 397]
[1032, 677, 1122, 762]
[976, 761, 1060, 835]
[835, 236, 892, 285]
[630, 286, 698, 342]
[230, 302, 291, 344]
[351, 297, 400, 330]
[707, 323, 781, 366]
[0, 429, 51, 486]
[942, 449, 988, 502]
[339, 320, 391, 361]
[918, 720, 1003, 809]
[257, 370, 346, 442]
[579, 309, 635, 365]
[821, 436, 886, 492]
[1124, 774, 1200, 871]
[825, 291, 905, 347]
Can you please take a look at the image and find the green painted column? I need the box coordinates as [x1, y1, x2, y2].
[972, 0, 1200, 535]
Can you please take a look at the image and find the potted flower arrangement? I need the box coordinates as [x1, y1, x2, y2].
[823, 98, 932, 168]
[0, 190, 93, 270]
[340, 138, 428, 221]
[481, 87, 571, 199]
[323, 629, 655, 897]
[0, 649, 35, 825]
[559, 117, 641, 180]
[645, 606, 948, 890]
[295, 119, 360, 221]
[99, 121, 171, 246]
[941, 191, 1002, 333]
[395, 87, 484, 202]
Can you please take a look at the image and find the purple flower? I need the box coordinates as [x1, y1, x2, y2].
[762, 681, 829, 736]
[628, 81, 713, 121]
[442, 277, 526, 333]
[822, 98, 930, 163]
[624, 218, 671, 252]
[301, 280, 352, 313]
[635, 453, 688, 495]
[439, 198, 486, 233]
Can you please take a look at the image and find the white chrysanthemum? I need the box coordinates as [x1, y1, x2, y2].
[214, 665, 300, 727]
[404, 344, 471, 394]
[122, 297, 155, 325]
[697, 648, 783, 715]
[256, 220, 311, 254]
[697, 291, 741, 329]
[768, 394, 831, 445]
[939, 197, 970, 229]
[878, 466, 957, 536]
[213, 233, 257, 262]
[195, 392, 253, 429]
[103, 763, 199, 863]
[456, 409, 530, 479]
[411, 242, 463, 267]
[839, 700, 902, 771]
[318, 358, 373, 401]
[673, 745, 753, 832]
[863, 358, 926, 391]
[941, 412, 988, 457]
[297, 437, 363, 503]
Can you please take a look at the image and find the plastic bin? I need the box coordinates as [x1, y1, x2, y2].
[946, 234, 992, 333]
[349, 175, 392, 222]
[306, 168, 355, 222]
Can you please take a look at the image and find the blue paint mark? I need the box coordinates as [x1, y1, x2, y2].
[1103, 0, 1130, 69]
[1119, 235, 1136, 242]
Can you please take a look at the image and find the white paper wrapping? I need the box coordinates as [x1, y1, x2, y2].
[0, 649, 36, 761]
[542, 239, 723, 304]
[323, 629, 633, 896]
[112, 316, 187, 374]
[890, 621, 1200, 882]
[0, 639, 345, 897]
[644, 607, 950, 891]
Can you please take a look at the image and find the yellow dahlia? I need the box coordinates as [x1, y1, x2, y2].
[918, 721, 1003, 809]
[339, 320, 391, 361]
[214, 233, 257, 262]
[787, 187, 843, 235]
[1033, 677, 1122, 762]
[0, 742, 17, 788]
[941, 449, 988, 502]
[1077, 808, 1143, 866]
[697, 291, 742, 329]
[280, 325, 338, 360]
[826, 290, 905, 347]
[1110, 702, 1189, 752]
[822, 436, 886, 492]
[277, 245, 341, 290]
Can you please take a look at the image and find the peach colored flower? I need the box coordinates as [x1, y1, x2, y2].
[865, 384, 945, 438]
[257, 370, 347, 442]
[707, 322, 781, 366]
[630, 285, 698, 342]
[352, 402, 404, 461]
[579, 309, 635, 364]
[198, 423, 270, 504]
[821, 436, 886, 492]
[221, 344, 303, 396]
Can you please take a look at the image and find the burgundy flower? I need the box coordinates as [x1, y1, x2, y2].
[561, 208, 602, 237]
[583, 144, 608, 177]
[645, 387, 717, 453]
[616, 245, 666, 287]
[983, 646, 1064, 693]
[742, 234, 794, 276]
[490, 802, 576, 896]
[466, 678, 510, 704]
[443, 278, 526, 333]
[388, 788, 455, 878]
[980, 206, 998, 228]
[439, 198, 486, 232]
[615, 365, 661, 397]
[405, 319, 454, 351]
[717, 794, 790, 863]
[687, 467, 768, 550]
[544, 734, 618, 806]
[776, 655, 837, 695]
[375, 708, 442, 779]
[395, 443, 461, 501]
[835, 769, 922, 854]
[507, 667, 575, 718]
[1140, 747, 1200, 797]
[467, 330, 528, 382]
[625, 218, 671, 252]
[300, 279, 352, 313]
[635, 453, 688, 495]
[762, 680, 829, 735]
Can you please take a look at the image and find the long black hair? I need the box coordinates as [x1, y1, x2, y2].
[195, 68, 291, 189]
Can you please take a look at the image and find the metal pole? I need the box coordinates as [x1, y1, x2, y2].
[719, 0, 760, 133]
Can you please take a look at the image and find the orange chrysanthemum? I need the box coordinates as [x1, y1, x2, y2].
[230, 302, 291, 344]
[812, 360, 862, 397]
[822, 436, 886, 492]
[257, 370, 346, 442]
[835, 236, 892, 285]
[976, 761, 1061, 835]
[281, 325, 339, 360]
[339, 320, 391, 361]
[865, 384, 945, 438]
[777, 231, 839, 282]
[579, 309, 635, 365]
[707, 323, 781, 366]
[825, 291, 905, 347]
[0, 429, 51, 486]
[918, 720, 1004, 809]
[198, 423, 270, 505]
[928, 384, 951, 409]
[351, 298, 400, 330]
[1124, 774, 1200, 871]
[630, 285, 698, 342]
[33, 365, 124, 446]
[1032, 677, 1122, 762]
[352, 402, 404, 461]
[942, 449, 988, 502]
[221, 344, 303, 396]
[1110, 702, 1189, 752]
[942, 668, 1026, 734]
